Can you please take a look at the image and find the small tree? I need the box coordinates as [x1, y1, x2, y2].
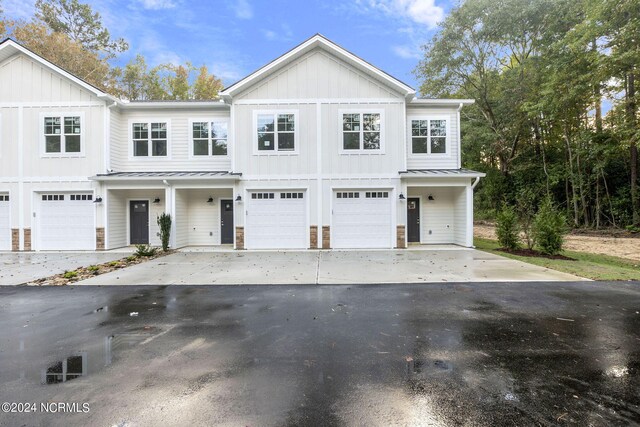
[496, 204, 520, 250]
[516, 188, 537, 250]
[157, 212, 171, 251]
[532, 199, 566, 255]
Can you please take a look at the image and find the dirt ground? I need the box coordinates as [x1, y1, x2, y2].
[474, 224, 640, 262]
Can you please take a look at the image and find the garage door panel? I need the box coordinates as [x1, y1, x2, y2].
[38, 193, 95, 250]
[246, 191, 307, 249]
[332, 190, 392, 249]
[0, 195, 10, 251]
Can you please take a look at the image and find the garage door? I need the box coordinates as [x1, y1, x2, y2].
[332, 190, 393, 248]
[245, 191, 307, 249]
[38, 193, 95, 250]
[0, 194, 10, 251]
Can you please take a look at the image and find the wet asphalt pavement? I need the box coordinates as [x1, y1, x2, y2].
[0, 282, 639, 426]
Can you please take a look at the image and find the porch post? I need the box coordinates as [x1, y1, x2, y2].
[466, 184, 474, 247]
[165, 184, 174, 249]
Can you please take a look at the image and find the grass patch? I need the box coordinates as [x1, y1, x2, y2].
[474, 237, 640, 281]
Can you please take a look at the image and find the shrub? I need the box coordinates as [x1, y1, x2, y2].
[532, 199, 566, 255]
[63, 270, 78, 279]
[496, 204, 520, 250]
[87, 265, 99, 272]
[157, 212, 172, 251]
[516, 188, 537, 250]
[135, 244, 157, 257]
[126, 255, 137, 262]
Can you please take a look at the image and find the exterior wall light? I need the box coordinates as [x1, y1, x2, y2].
[93, 196, 103, 203]
[428, 195, 435, 201]
[399, 193, 406, 200]
[153, 197, 161, 204]
[235, 195, 242, 202]
[207, 197, 214, 204]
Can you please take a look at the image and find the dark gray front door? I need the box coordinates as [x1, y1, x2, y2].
[130, 200, 149, 244]
[220, 199, 234, 244]
[407, 198, 420, 243]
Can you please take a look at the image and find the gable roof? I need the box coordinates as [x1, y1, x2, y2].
[220, 34, 416, 100]
[0, 38, 118, 102]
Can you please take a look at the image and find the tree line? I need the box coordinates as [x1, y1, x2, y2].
[0, 0, 223, 100]
[416, 0, 639, 229]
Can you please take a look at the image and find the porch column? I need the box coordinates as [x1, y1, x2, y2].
[466, 184, 474, 247]
[166, 184, 174, 248]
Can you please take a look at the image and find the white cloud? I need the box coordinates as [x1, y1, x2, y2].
[137, 0, 177, 10]
[232, 0, 253, 19]
[365, 0, 444, 28]
[392, 45, 421, 59]
[262, 24, 294, 42]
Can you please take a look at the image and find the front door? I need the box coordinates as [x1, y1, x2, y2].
[130, 200, 149, 244]
[407, 197, 421, 243]
[220, 199, 234, 244]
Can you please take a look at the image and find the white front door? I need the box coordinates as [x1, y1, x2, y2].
[245, 191, 307, 249]
[332, 190, 393, 249]
[0, 194, 10, 250]
[38, 193, 95, 250]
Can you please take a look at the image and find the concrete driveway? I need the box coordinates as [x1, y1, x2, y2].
[76, 248, 584, 285]
[0, 252, 128, 286]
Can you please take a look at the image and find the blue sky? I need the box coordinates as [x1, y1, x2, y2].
[3, 0, 452, 89]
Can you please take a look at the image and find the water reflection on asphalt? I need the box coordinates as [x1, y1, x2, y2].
[0, 282, 638, 426]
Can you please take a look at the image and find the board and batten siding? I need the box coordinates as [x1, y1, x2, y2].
[236, 50, 400, 100]
[111, 109, 231, 172]
[406, 106, 460, 170]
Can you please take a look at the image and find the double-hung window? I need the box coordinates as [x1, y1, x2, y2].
[43, 115, 82, 154]
[256, 112, 295, 152]
[192, 121, 228, 156]
[132, 121, 168, 157]
[410, 118, 448, 154]
[342, 112, 381, 151]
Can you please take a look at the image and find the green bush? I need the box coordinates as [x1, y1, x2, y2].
[496, 205, 520, 250]
[87, 265, 99, 272]
[135, 244, 157, 257]
[532, 199, 566, 255]
[63, 270, 78, 279]
[157, 212, 172, 251]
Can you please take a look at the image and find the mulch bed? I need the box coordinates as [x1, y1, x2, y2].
[497, 248, 576, 261]
[26, 249, 175, 286]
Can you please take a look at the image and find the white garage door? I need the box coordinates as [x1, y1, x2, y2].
[0, 194, 10, 251]
[245, 191, 307, 249]
[38, 193, 95, 250]
[332, 190, 393, 249]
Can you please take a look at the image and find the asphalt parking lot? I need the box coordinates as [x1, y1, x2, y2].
[0, 281, 638, 426]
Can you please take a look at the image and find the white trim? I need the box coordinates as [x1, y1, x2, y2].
[39, 112, 86, 158]
[0, 112, 3, 159]
[239, 173, 403, 180]
[221, 35, 415, 98]
[0, 189, 11, 251]
[338, 109, 385, 154]
[0, 101, 105, 108]
[316, 101, 322, 247]
[406, 114, 451, 157]
[127, 118, 172, 160]
[410, 99, 475, 106]
[234, 98, 404, 105]
[457, 105, 462, 169]
[230, 103, 236, 172]
[188, 117, 231, 159]
[18, 106, 23, 250]
[252, 109, 300, 155]
[466, 184, 474, 247]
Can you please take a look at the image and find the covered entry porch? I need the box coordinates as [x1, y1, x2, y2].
[400, 169, 484, 247]
[90, 172, 240, 250]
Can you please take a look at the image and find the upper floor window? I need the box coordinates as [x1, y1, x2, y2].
[411, 118, 448, 154]
[256, 112, 295, 152]
[342, 112, 381, 151]
[132, 122, 167, 157]
[44, 115, 81, 154]
[192, 121, 228, 156]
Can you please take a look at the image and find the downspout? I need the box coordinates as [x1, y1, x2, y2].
[471, 176, 481, 189]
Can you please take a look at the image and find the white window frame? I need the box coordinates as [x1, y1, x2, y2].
[338, 109, 385, 155]
[407, 115, 451, 157]
[40, 112, 85, 158]
[252, 110, 299, 155]
[188, 118, 230, 158]
[128, 119, 171, 160]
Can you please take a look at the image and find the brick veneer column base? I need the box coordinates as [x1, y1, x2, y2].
[235, 226, 244, 250]
[23, 228, 31, 251]
[11, 229, 19, 251]
[322, 226, 330, 249]
[96, 227, 105, 250]
[310, 225, 318, 249]
[396, 225, 406, 249]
